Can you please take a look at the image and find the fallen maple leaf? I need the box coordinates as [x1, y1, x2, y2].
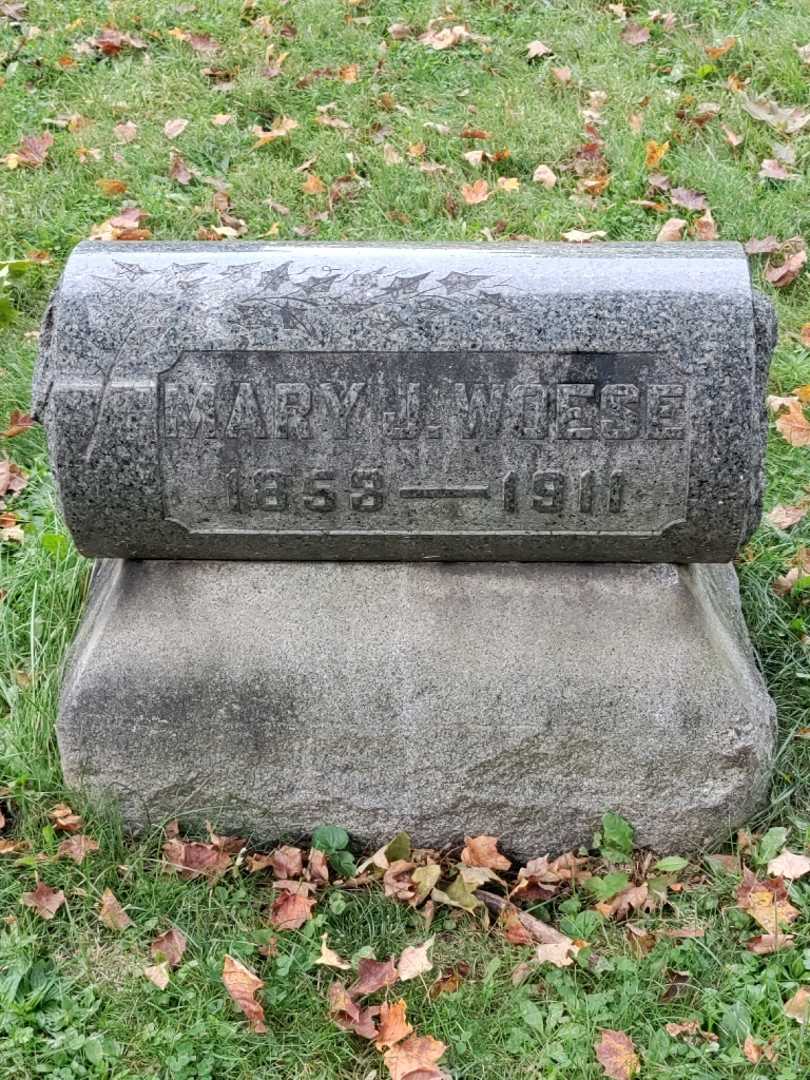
[722, 124, 743, 147]
[397, 937, 434, 981]
[741, 95, 810, 135]
[665, 1020, 717, 1043]
[747, 932, 795, 954]
[98, 888, 132, 930]
[223, 955, 267, 1033]
[784, 985, 810, 1024]
[497, 176, 520, 192]
[375, 999, 413, 1050]
[164, 118, 189, 139]
[461, 179, 490, 205]
[57, 834, 99, 864]
[252, 117, 299, 148]
[315, 932, 351, 969]
[596, 882, 650, 920]
[350, 956, 399, 997]
[526, 39, 552, 59]
[766, 504, 808, 529]
[3, 131, 53, 169]
[388, 22, 412, 39]
[168, 151, 194, 185]
[95, 178, 127, 197]
[49, 803, 82, 832]
[383, 1034, 447, 1080]
[745, 235, 782, 255]
[302, 172, 327, 195]
[267, 845, 304, 879]
[644, 140, 669, 169]
[419, 22, 488, 50]
[737, 869, 799, 932]
[535, 941, 576, 967]
[21, 881, 65, 920]
[328, 981, 380, 1039]
[705, 36, 736, 59]
[269, 889, 316, 930]
[621, 22, 650, 46]
[144, 962, 170, 989]
[669, 186, 707, 211]
[656, 217, 687, 242]
[775, 398, 810, 446]
[768, 850, 810, 880]
[596, 1029, 639, 1079]
[744, 1034, 778, 1064]
[461, 835, 510, 871]
[89, 27, 146, 55]
[113, 121, 138, 144]
[765, 249, 807, 289]
[162, 837, 232, 879]
[1, 410, 34, 438]
[150, 927, 187, 966]
[694, 208, 718, 241]
[759, 158, 797, 181]
[553, 65, 572, 83]
[533, 164, 557, 187]
[800, 324, 810, 348]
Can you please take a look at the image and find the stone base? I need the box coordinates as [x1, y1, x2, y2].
[58, 560, 775, 857]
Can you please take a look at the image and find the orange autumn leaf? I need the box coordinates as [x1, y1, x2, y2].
[222, 954, 267, 1033]
[162, 837, 232, 880]
[595, 1029, 640, 1079]
[375, 999, 413, 1050]
[150, 927, 187, 967]
[49, 802, 82, 832]
[383, 1034, 447, 1080]
[644, 140, 669, 169]
[461, 179, 490, 205]
[95, 178, 127, 197]
[302, 173, 327, 195]
[461, 835, 511, 871]
[775, 398, 810, 447]
[1, 410, 34, 438]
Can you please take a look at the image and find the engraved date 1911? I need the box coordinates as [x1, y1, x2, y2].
[226, 466, 626, 516]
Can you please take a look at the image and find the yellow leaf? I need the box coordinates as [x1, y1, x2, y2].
[644, 139, 669, 169]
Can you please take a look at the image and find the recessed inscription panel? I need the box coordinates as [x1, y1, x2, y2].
[158, 351, 690, 537]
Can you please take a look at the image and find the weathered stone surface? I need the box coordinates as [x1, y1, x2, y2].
[58, 559, 775, 855]
[35, 241, 775, 562]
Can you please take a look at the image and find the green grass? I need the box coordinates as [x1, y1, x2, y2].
[2, 0, 810, 1076]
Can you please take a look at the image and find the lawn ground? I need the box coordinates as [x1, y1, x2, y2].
[2, 1, 810, 1077]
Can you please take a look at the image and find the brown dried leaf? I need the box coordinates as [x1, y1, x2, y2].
[744, 1035, 778, 1064]
[535, 941, 576, 967]
[349, 956, 399, 997]
[150, 927, 187, 967]
[301, 173, 327, 195]
[776, 399, 810, 446]
[21, 881, 65, 920]
[98, 888, 132, 931]
[596, 883, 650, 920]
[747, 932, 795, 954]
[269, 889, 316, 930]
[49, 803, 82, 833]
[95, 178, 127, 197]
[765, 249, 807, 288]
[621, 23, 650, 46]
[553, 66, 572, 84]
[3, 132, 54, 170]
[169, 150, 194, 185]
[656, 217, 687, 242]
[222, 954, 267, 1033]
[461, 179, 490, 205]
[784, 985, 810, 1024]
[741, 95, 810, 135]
[266, 845, 303, 879]
[669, 187, 708, 211]
[397, 937, 434, 981]
[722, 124, 743, 147]
[532, 164, 557, 188]
[144, 962, 170, 989]
[89, 27, 147, 55]
[57, 834, 99, 864]
[766, 505, 808, 529]
[595, 1029, 640, 1079]
[759, 158, 797, 181]
[526, 40, 552, 59]
[375, 999, 413, 1050]
[694, 208, 718, 241]
[461, 835, 511, 871]
[315, 932, 351, 969]
[737, 869, 799, 932]
[1, 410, 34, 438]
[162, 838, 232, 880]
[114, 121, 138, 144]
[745, 235, 782, 255]
[768, 850, 810, 880]
[383, 1034, 447, 1080]
[164, 118, 189, 139]
[306, 847, 329, 884]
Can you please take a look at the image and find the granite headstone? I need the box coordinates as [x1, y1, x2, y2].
[37, 241, 778, 855]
